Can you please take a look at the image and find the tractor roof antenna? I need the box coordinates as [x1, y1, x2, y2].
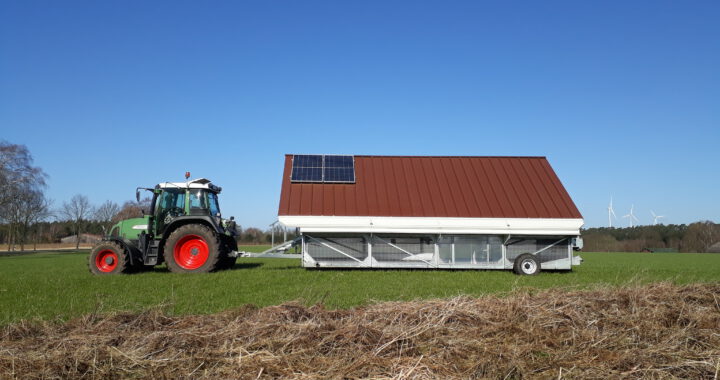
[607, 197, 617, 228]
[622, 204, 639, 227]
[651, 210, 665, 225]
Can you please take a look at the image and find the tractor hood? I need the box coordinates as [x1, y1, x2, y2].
[110, 216, 150, 240]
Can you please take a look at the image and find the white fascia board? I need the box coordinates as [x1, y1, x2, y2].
[158, 183, 208, 189]
[158, 178, 217, 190]
[278, 216, 584, 235]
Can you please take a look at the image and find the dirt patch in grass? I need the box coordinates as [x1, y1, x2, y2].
[2, 283, 719, 379]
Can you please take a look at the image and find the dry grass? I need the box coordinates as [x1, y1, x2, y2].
[1, 283, 719, 379]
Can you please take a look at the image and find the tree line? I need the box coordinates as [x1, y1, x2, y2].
[581, 222, 720, 253]
[0, 141, 295, 251]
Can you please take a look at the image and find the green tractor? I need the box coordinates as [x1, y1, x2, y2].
[89, 176, 238, 274]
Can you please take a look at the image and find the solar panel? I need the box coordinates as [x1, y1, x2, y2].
[324, 167, 355, 182]
[291, 155, 323, 182]
[294, 154, 322, 168]
[324, 155, 353, 168]
[291, 155, 355, 183]
[291, 166, 323, 182]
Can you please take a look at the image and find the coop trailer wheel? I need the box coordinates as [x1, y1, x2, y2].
[163, 224, 222, 273]
[513, 253, 540, 275]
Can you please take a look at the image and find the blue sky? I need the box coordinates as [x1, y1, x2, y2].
[1, 1, 718, 229]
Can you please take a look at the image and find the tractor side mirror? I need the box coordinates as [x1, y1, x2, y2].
[136, 189, 140, 202]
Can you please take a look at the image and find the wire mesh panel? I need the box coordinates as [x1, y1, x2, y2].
[536, 239, 569, 263]
[455, 236, 503, 264]
[437, 235, 503, 265]
[506, 239, 536, 262]
[505, 237, 570, 263]
[305, 235, 368, 265]
[371, 235, 435, 267]
[438, 236, 453, 264]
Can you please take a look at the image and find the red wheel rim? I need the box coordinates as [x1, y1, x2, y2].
[173, 234, 209, 270]
[95, 249, 118, 272]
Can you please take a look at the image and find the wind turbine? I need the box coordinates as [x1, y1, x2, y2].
[623, 204, 639, 227]
[607, 197, 617, 227]
[651, 210, 665, 225]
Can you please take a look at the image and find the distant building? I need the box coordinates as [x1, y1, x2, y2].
[708, 242, 720, 253]
[60, 234, 102, 244]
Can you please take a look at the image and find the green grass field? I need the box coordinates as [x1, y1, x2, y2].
[1, 247, 718, 325]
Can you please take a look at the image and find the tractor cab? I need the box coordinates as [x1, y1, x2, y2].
[149, 178, 223, 236]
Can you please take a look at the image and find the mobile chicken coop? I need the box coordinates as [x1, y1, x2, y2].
[277, 155, 584, 275]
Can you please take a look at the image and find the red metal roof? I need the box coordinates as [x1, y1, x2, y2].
[278, 155, 582, 219]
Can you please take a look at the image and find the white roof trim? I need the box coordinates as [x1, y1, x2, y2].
[278, 216, 584, 235]
[158, 178, 217, 190]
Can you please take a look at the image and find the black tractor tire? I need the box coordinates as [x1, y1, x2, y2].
[513, 253, 541, 275]
[163, 224, 222, 273]
[89, 241, 133, 275]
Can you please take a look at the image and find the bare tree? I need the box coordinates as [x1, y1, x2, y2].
[60, 194, 94, 249]
[0, 141, 47, 210]
[241, 227, 264, 244]
[94, 200, 120, 232]
[17, 190, 53, 251]
[683, 221, 719, 253]
[0, 187, 22, 251]
[0, 185, 51, 251]
[112, 198, 152, 222]
[1, 141, 48, 249]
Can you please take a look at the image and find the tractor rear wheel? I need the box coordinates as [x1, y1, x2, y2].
[164, 224, 222, 273]
[89, 241, 133, 275]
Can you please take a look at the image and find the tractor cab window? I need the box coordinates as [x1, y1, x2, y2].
[155, 188, 186, 233]
[156, 189, 185, 215]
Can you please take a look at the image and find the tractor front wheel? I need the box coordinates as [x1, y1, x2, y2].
[89, 241, 133, 275]
[164, 224, 222, 273]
